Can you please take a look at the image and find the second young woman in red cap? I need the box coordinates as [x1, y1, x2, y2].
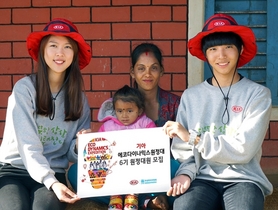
[0, 18, 91, 209]
[163, 14, 272, 209]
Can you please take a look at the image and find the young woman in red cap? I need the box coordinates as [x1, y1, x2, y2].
[163, 14, 272, 209]
[0, 18, 91, 209]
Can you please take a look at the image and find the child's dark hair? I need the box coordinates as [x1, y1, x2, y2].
[113, 85, 145, 112]
[202, 32, 243, 55]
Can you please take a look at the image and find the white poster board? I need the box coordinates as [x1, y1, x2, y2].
[77, 127, 171, 198]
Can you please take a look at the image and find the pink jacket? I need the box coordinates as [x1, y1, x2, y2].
[97, 98, 156, 132]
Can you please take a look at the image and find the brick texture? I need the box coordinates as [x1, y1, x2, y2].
[33, 0, 71, 7]
[0, 25, 31, 41]
[112, 0, 150, 5]
[0, 43, 11, 58]
[0, 0, 276, 177]
[0, 0, 30, 7]
[132, 6, 171, 21]
[0, 9, 11, 24]
[92, 7, 130, 22]
[13, 8, 50, 23]
[52, 8, 91, 22]
[73, 0, 111, 6]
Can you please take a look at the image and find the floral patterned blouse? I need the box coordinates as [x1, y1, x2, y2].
[155, 87, 180, 127]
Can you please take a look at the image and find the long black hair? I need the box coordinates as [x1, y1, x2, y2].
[35, 35, 84, 121]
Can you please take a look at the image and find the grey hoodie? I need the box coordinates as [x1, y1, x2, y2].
[172, 77, 273, 197]
[0, 76, 91, 189]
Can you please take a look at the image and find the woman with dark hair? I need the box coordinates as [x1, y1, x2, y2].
[0, 18, 91, 210]
[130, 43, 180, 128]
[67, 43, 180, 210]
[130, 43, 180, 210]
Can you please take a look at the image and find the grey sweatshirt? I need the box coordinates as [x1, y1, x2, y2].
[171, 77, 273, 197]
[0, 76, 91, 189]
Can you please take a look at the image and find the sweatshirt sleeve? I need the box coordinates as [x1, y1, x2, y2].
[171, 92, 198, 179]
[146, 121, 156, 128]
[98, 125, 105, 132]
[195, 86, 272, 164]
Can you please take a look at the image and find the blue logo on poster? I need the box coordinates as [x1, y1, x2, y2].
[141, 179, 157, 184]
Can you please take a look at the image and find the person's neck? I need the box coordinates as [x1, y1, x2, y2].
[48, 73, 66, 93]
[212, 73, 240, 87]
[139, 86, 159, 122]
[140, 86, 158, 103]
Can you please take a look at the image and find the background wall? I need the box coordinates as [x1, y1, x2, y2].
[0, 0, 187, 134]
[0, 0, 276, 177]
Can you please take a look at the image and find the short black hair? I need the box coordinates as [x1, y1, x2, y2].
[202, 32, 243, 56]
[113, 85, 145, 112]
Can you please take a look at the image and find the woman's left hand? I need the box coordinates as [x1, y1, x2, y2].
[148, 194, 169, 210]
[51, 182, 80, 203]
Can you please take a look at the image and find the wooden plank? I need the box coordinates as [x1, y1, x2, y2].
[238, 69, 266, 85]
[266, 0, 278, 104]
[216, 0, 266, 11]
[225, 14, 266, 26]
[245, 54, 266, 67]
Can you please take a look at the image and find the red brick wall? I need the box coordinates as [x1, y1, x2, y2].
[0, 0, 276, 174]
[263, 123, 278, 174]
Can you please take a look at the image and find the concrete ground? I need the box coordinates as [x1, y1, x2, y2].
[65, 174, 278, 210]
[66, 188, 278, 210]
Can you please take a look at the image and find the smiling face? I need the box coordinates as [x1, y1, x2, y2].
[114, 99, 142, 126]
[44, 35, 74, 75]
[205, 44, 242, 79]
[130, 52, 164, 92]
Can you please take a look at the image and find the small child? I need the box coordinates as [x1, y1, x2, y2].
[97, 85, 156, 210]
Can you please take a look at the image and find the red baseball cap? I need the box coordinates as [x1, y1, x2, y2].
[188, 14, 257, 67]
[27, 18, 92, 70]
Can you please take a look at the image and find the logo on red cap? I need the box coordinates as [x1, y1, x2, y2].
[53, 25, 64, 30]
[47, 23, 70, 32]
[214, 21, 226, 27]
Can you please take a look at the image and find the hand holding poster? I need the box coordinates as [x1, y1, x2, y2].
[77, 127, 171, 198]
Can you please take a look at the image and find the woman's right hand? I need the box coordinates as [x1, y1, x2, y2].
[167, 174, 191, 197]
[163, 121, 189, 142]
[75, 128, 92, 152]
